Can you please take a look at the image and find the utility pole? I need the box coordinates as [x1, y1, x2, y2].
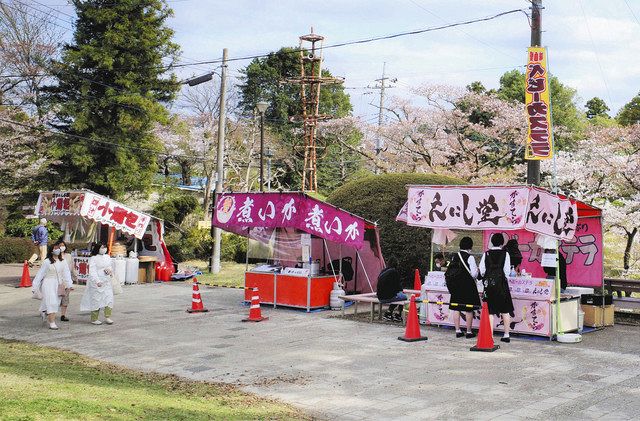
[211, 48, 228, 274]
[527, 0, 542, 186]
[369, 63, 395, 174]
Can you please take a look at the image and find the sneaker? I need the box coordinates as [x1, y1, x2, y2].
[91, 320, 103, 325]
[41, 312, 46, 322]
[466, 332, 477, 339]
[49, 323, 59, 330]
[392, 314, 403, 323]
[382, 312, 394, 322]
[500, 337, 511, 343]
[104, 318, 114, 325]
[456, 331, 465, 338]
[60, 316, 69, 322]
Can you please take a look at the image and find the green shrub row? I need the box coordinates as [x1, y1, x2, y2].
[0, 237, 36, 263]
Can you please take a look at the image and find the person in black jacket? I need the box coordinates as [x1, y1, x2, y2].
[446, 237, 481, 338]
[376, 256, 406, 322]
[543, 251, 568, 291]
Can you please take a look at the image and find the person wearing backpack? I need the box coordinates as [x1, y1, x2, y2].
[445, 237, 481, 338]
[479, 234, 514, 343]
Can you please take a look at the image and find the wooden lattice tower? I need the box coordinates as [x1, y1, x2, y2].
[287, 29, 343, 193]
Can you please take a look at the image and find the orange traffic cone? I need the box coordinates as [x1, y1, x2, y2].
[186, 278, 208, 313]
[398, 295, 428, 342]
[413, 268, 421, 291]
[470, 301, 499, 352]
[16, 261, 32, 288]
[242, 287, 268, 322]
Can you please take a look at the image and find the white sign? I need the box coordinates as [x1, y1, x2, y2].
[541, 252, 558, 268]
[282, 267, 310, 276]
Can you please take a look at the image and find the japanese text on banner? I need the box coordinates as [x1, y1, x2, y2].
[80, 192, 151, 239]
[406, 186, 529, 230]
[525, 46, 553, 160]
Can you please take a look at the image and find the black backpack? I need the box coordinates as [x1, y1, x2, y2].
[445, 252, 470, 291]
[483, 251, 507, 300]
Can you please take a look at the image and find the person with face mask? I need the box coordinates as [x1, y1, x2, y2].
[80, 243, 114, 325]
[31, 244, 72, 330]
[55, 240, 77, 322]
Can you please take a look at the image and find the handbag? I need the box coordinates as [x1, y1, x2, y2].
[110, 273, 123, 295]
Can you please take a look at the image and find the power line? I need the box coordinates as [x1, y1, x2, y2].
[166, 8, 528, 69]
[1, 0, 74, 31]
[623, 0, 640, 28]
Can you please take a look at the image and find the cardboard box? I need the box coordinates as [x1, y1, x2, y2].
[582, 304, 614, 327]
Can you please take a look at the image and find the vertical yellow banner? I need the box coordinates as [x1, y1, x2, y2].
[525, 47, 553, 160]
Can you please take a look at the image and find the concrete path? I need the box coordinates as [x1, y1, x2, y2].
[1, 264, 639, 420]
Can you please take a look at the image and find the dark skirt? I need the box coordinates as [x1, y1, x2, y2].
[448, 275, 481, 312]
[485, 278, 515, 315]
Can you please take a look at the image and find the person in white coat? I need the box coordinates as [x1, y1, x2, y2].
[31, 244, 73, 330]
[56, 240, 77, 322]
[80, 243, 114, 325]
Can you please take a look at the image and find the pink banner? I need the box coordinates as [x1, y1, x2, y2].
[483, 220, 603, 288]
[406, 185, 577, 240]
[213, 193, 366, 249]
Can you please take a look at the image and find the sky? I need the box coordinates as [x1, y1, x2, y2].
[38, 0, 640, 120]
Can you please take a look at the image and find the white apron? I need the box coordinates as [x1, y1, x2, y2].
[80, 254, 114, 311]
[32, 260, 72, 314]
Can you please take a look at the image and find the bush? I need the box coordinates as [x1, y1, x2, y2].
[152, 194, 200, 228]
[0, 237, 36, 263]
[221, 233, 247, 263]
[327, 173, 466, 286]
[4, 217, 64, 242]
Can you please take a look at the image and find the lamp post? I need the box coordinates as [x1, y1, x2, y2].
[255, 101, 268, 192]
[265, 147, 273, 191]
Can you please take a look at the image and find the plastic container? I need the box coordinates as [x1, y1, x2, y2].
[578, 310, 585, 333]
[125, 256, 139, 284]
[557, 333, 582, 343]
[329, 282, 345, 310]
[112, 256, 126, 286]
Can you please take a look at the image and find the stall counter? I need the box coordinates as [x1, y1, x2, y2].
[420, 271, 580, 337]
[245, 270, 338, 312]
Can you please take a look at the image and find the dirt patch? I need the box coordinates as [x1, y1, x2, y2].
[252, 374, 310, 387]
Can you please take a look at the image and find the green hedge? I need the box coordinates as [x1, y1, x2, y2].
[0, 237, 36, 263]
[327, 173, 466, 286]
[4, 218, 64, 243]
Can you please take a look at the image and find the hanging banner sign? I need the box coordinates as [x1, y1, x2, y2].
[405, 186, 577, 240]
[36, 191, 85, 216]
[213, 193, 366, 249]
[525, 46, 553, 160]
[79, 192, 151, 239]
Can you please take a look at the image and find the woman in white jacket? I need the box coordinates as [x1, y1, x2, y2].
[32, 244, 73, 330]
[80, 243, 114, 325]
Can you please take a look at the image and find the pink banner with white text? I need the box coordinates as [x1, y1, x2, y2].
[213, 193, 366, 249]
[483, 218, 603, 288]
[406, 185, 577, 240]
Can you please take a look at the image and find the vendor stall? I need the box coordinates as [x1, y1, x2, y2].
[35, 190, 174, 284]
[397, 185, 604, 338]
[212, 192, 385, 311]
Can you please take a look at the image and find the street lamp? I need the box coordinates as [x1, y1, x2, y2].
[265, 147, 274, 192]
[255, 101, 269, 192]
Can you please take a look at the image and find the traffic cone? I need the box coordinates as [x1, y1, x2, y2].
[413, 268, 421, 291]
[16, 261, 32, 288]
[470, 301, 499, 352]
[242, 287, 268, 322]
[186, 278, 208, 313]
[398, 295, 428, 342]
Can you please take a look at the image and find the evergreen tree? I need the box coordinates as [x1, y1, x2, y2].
[238, 47, 354, 191]
[585, 97, 610, 119]
[46, 0, 180, 198]
[617, 91, 640, 126]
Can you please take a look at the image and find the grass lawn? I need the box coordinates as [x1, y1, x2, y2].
[0, 339, 304, 421]
[181, 260, 246, 288]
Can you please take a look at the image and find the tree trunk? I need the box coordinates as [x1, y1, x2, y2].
[179, 160, 192, 186]
[623, 227, 637, 272]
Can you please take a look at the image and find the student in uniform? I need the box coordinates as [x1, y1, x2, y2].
[479, 234, 514, 343]
[445, 237, 481, 338]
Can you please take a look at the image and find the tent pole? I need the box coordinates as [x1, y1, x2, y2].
[323, 240, 339, 283]
[245, 228, 250, 272]
[356, 250, 374, 293]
